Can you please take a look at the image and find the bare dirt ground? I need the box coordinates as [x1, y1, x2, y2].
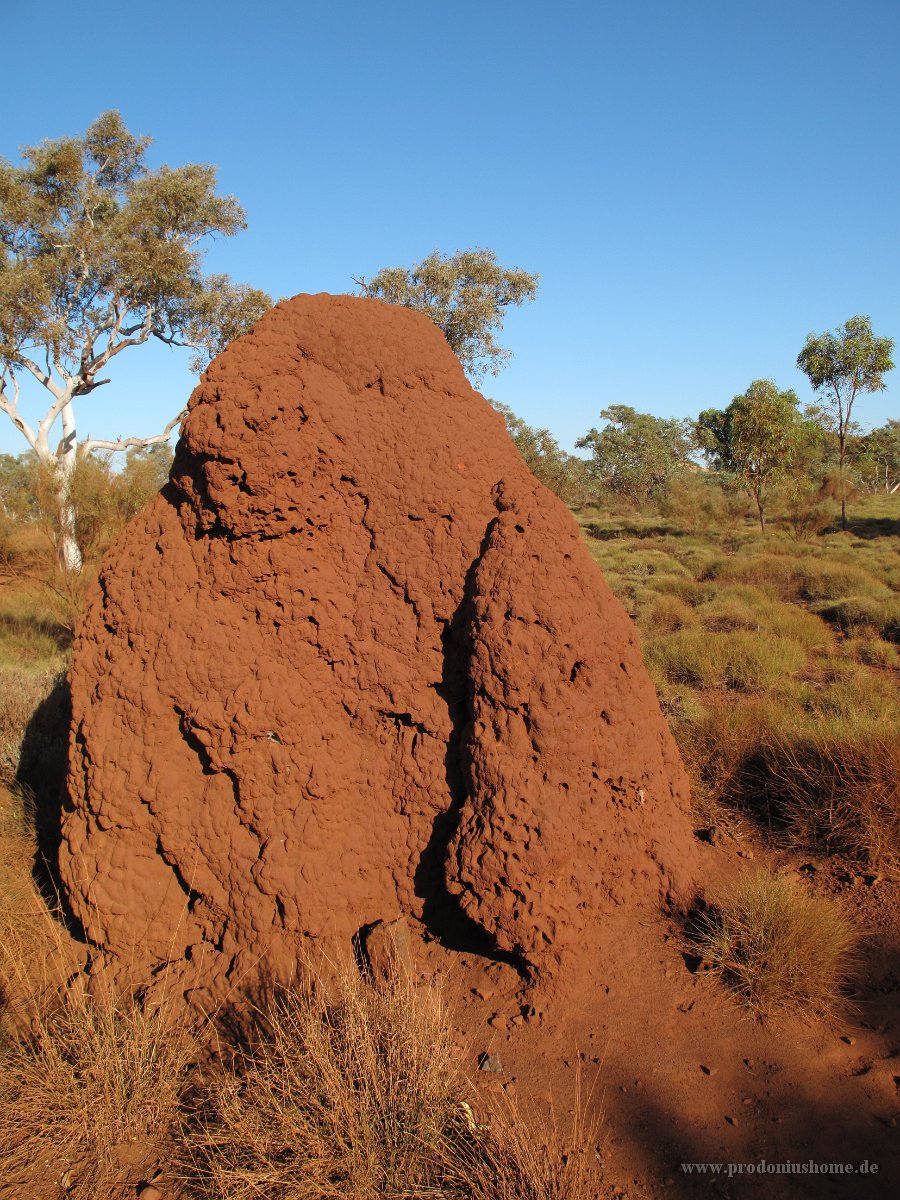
[427, 826, 899, 1199]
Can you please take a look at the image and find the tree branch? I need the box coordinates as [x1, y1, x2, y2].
[83, 306, 155, 379]
[15, 353, 66, 400]
[0, 374, 39, 450]
[80, 408, 185, 455]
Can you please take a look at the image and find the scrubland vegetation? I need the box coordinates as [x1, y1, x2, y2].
[579, 492, 899, 871]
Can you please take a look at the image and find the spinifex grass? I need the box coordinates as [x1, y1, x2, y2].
[696, 871, 858, 1020]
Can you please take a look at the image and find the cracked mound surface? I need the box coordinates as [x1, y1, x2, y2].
[61, 293, 698, 1003]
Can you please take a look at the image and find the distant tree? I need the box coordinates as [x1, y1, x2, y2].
[797, 316, 894, 528]
[576, 405, 695, 506]
[0, 452, 36, 522]
[357, 248, 538, 381]
[0, 111, 272, 570]
[853, 419, 900, 494]
[696, 380, 802, 532]
[492, 401, 581, 501]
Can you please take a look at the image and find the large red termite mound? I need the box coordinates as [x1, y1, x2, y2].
[60, 293, 698, 1004]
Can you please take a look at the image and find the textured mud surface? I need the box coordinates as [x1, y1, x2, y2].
[61, 294, 697, 1005]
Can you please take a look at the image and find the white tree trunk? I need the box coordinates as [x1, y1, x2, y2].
[55, 401, 83, 572]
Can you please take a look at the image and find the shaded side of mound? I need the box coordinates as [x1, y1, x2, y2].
[60, 293, 698, 1003]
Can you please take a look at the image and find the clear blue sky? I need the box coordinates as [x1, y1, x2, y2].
[2, 0, 897, 457]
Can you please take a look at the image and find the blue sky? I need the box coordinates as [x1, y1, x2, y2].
[2, 0, 897, 457]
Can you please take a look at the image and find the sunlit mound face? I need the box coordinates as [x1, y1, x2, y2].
[60, 294, 699, 1007]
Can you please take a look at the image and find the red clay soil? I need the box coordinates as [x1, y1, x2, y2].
[53, 295, 900, 1198]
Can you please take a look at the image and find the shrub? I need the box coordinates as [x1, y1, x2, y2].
[704, 553, 805, 597]
[846, 636, 898, 669]
[763, 603, 834, 651]
[798, 560, 888, 603]
[763, 724, 900, 867]
[670, 683, 900, 865]
[695, 871, 858, 1019]
[641, 592, 697, 635]
[643, 573, 706, 605]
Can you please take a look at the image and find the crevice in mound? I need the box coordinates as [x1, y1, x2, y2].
[413, 516, 527, 978]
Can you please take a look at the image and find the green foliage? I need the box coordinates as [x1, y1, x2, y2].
[852, 419, 900, 494]
[359, 248, 538, 380]
[0, 453, 35, 522]
[696, 380, 802, 531]
[0, 112, 270, 379]
[576, 405, 695, 505]
[0, 111, 271, 570]
[492, 402, 586, 502]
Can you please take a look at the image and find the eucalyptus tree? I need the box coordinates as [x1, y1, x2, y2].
[576, 405, 695, 506]
[0, 111, 271, 569]
[797, 316, 894, 528]
[697, 380, 802, 532]
[357, 248, 538, 381]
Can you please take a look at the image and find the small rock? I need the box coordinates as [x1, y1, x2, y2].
[841, 1035, 857, 1046]
[864, 874, 882, 888]
[700, 1064, 716, 1076]
[364, 917, 415, 979]
[737, 848, 755, 860]
[137, 1188, 163, 1200]
[742, 1097, 753, 1105]
[478, 1052, 503, 1075]
[725, 1115, 738, 1127]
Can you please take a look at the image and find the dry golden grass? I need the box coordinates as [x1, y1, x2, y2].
[449, 1089, 598, 1200]
[176, 964, 600, 1200]
[0, 665, 63, 788]
[696, 871, 859, 1020]
[178, 965, 462, 1199]
[1, 778, 218, 1198]
[764, 724, 900, 868]
[0, 802, 197, 1199]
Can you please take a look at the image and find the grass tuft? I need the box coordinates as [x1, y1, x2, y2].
[695, 871, 858, 1020]
[647, 628, 807, 691]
